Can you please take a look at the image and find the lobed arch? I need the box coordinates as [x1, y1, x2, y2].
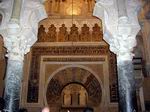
[44, 65, 104, 108]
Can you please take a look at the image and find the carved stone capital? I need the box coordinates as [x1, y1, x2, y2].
[93, 0, 141, 61]
[0, 0, 47, 61]
[4, 21, 24, 61]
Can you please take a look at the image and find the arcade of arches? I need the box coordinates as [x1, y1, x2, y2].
[0, 0, 150, 112]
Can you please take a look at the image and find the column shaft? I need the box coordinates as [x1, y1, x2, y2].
[117, 0, 127, 18]
[117, 60, 138, 112]
[11, 0, 22, 21]
[4, 60, 23, 112]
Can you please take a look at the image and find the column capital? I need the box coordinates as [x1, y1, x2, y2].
[93, 0, 141, 61]
[0, 0, 47, 61]
[4, 21, 24, 61]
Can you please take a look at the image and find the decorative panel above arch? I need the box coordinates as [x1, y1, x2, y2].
[27, 45, 108, 103]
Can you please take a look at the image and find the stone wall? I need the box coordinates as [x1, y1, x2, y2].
[20, 41, 119, 112]
[0, 37, 5, 97]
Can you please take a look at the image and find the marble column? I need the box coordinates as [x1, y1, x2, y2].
[4, 60, 24, 112]
[2, 20, 27, 112]
[0, 0, 47, 112]
[93, 0, 141, 111]
[4, 0, 23, 111]
[117, 60, 138, 112]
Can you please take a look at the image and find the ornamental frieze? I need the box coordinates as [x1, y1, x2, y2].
[109, 52, 118, 102]
[43, 57, 105, 62]
[32, 46, 109, 56]
[37, 23, 103, 42]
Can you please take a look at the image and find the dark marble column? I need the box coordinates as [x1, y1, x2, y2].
[3, 60, 23, 112]
[117, 60, 138, 112]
